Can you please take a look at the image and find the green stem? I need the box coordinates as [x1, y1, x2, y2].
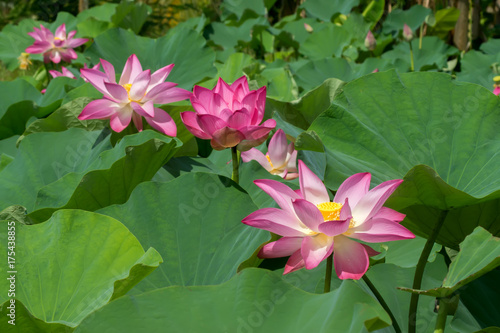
[419, 24, 424, 49]
[231, 146, 240, 184]
[324, 253, 333, 293]
[362, 274, 402, 333]
[409, 41, 415, 72]
[434, 298, 449, 333]
[408, 210, 449, 333]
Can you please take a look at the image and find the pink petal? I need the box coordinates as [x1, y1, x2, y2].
[333, 235, 369, 280]
[50, 51, 61, 64]
[352, 179, 403, 224]
[362, 244, 381, 257]
[372, 207, 406, 223]
[104, 82, 129, 102]
[192, 85, 214, 104]
[230, 76, 250, 100]
[145, 82, 177, 101]
[66, 37, 88, 48]
[197, 114, 227, 136]
[284, 173, 299, 180]
[100, 59, 116, 83]
[80, 69, 110, 95]
[240, 148, 272, 171]
[284, 249, 306, 274]
[59, 48, 78, 62]
[333, 173, 371, 209]
[214, 77, 234, 107]
[242, 207, 309, 237]
[55, 24, 66, 39]
[150, 64, 174, 88]
[119, 54, 143, 85]
[129, 70, 151, 101]
[25, 42, 51, 54]
[239, 118, 276, 141]
[149, 87, 191, 105]
[132, 112, 143, 132]
[286, 146, 298, 172]
[301, 234, 334, 270]
[144, 107, 177, 136]
[179, 111, 211, 139]
[250, 86, 266, 125]
[109, 107, 133, 132]
[78, 99, 118, 120]
[259, 237, 303, 258]
[349, 218, 415, 243]
[317, 198, 352, 236]
[298, 160, 329, 205]
[253, 179, 301, 214]
[268, 129, 288, 168]
[292, 199, 324, 232]
[226, 109, 251, 129]
[211, 127, 244, 149]
[494, 87, 500, 96]
[131, 101, 154, 118]
[67, 30, 77, 40]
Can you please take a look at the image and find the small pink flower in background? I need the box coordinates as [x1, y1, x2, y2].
[242, 160, 414, 280]
[241, 129, 298, 180]
[49, 66, 76, 79]
[79, 54, 190, 136]
[26, 24, 88, 64]
[493, 76, 500, 95]
[365, 31, 376, 51]
[180, 76, 276, 151]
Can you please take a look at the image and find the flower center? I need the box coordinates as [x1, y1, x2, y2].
[122, 83, 141, 102]
[54, 37, 62, 40]
[317, 202, 342, 221]
[317, 201, 356, 228]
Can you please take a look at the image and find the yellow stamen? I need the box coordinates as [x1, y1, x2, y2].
[54, 37, 62, 40]
[265, 154, 274, 169]
[317, 201, 356, 228]
[123, 83, 132, 92]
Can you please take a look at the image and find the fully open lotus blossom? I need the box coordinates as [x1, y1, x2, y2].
[242, 160, 415, 279]
[241, 129, 298, 180]
[78, 54, 191, 136]
[25, 24, 88, 64]
[180, 76, 276, 151]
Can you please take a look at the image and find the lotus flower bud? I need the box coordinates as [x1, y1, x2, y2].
[364, 31, 376, 51]
[403, 24, 413, 41]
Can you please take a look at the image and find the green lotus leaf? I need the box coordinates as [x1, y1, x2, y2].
[308, 70, 500, 248]
[0, 210, 162, 330]
[75, 268, 391, 333]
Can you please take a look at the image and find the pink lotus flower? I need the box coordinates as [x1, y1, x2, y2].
[242, 161, 414, 279]
[403, 23, 413, 41]
[494, 87, 500, 96]
[78, 54, 191, 136]
[180, 76, 276, 151]
[49, 66, 76, 79]
[26, 24, 88, 64]
[241, 129, 298, 180]
[49, 63, 100, 80]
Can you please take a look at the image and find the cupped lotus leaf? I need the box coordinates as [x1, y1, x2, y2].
[85, 27, 216, 90]
[0, 210, 162, 330]
[266, 77, 345, 129]
[74, 268, 391, 333]
[399, 227, 500, 298]
[0, 128, 181, 222]
[97, 172, 269, 294]
[19, 97, 106, 140]
[29, 130, 182, 222]
[308, 70, 500, 248]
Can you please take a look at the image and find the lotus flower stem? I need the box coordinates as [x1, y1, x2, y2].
[408, 209, 449, 333]
[434, 297, 449, 333]
[362, 274, 402, 333]
[419, 25, 424, 49]
[231, 146, 240, 184]
[409, 42, 415, 72]
[323, 253, 333, 293]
